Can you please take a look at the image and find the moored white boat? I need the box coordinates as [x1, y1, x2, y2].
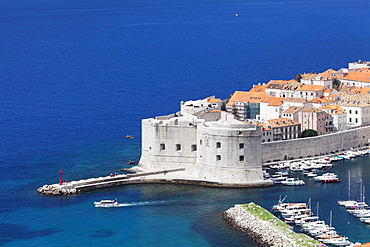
[320, 236, 352, 246]
[306, 172, 318, 177]
[269, 175, 287, 184]
[275, 171, 289, 176]
[281, 177, 305, 186]
[321, 177, 340, 183]
[313, 172, 338, 182]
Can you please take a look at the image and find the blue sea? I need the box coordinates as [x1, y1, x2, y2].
[1, 0, 370, 246]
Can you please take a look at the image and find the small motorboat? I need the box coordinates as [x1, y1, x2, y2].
[275, 171, 289, 176]
[321, 177, 340, 183]
[269, 175, 287, 184]
[281, 178, 305, 186]
[313, 172, 338, 182]
[94, 199, 119, 207]
[306, 172, 317, 177]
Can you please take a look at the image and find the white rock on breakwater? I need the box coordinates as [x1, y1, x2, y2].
[37, 184, 77, 196]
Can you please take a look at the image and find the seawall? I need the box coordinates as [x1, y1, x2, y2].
[37, 168, 272, 196]
[223, 203, 324, 247]
[262, 125, 370, 163]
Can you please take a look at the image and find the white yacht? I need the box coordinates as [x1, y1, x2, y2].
[94, 199, 119, 207]
[281, 178, 305, 186]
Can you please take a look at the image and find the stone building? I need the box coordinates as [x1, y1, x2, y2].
[226, 91, 269, 121]
[139, 97, 270, 186]
[300, 74, 333, 89]
[339, 69, 370, 88]
[295, 85, 326, 101]
[282, 106, 303, 122]
[265, 118, 301, 141]
[138, 96, 370, 186]
[337, 94, 370, 127]
[319, 105, 347, 132]
[298, 108, 329, 135]
[348, 60, 370, 71]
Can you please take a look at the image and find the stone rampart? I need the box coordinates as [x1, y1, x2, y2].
[262, 126, 370, 163]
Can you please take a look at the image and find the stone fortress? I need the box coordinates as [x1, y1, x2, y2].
[138, 61, 370, 187]
[138, 97, 271, 186]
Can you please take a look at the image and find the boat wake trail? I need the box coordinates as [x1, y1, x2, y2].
[117, 200, 166, 207]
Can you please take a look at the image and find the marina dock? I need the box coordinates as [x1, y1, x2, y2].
[223, 203, 324, 247]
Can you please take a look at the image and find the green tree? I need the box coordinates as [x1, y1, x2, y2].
[300, 129, 318, 138]
[332, 78, 341, 90]
[295, 73, 302, 82]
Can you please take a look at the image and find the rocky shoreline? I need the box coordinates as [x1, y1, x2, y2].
[37, 184, 77, 195]
[223, 203, 324, 247]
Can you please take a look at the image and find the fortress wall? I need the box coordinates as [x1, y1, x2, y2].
[196, 123, 265, 183]
[139, 117, 198, 175]
[261, 126, 370, 163]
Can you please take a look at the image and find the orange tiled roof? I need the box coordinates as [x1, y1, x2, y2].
[228, 91, 270, 103]
[324, 88, 333, 93]
[312, 97, 334, 103]
[301, 108, 324, 113]
[249, 85, 267, 92]
[302, 74, 329, 81]
[348, 87, 370, 95]
[257, 122, 272, 131]
[266, 79, 296, 85]
[343, 70, 370, 82]
[320, 105, 337, 110]
[326, 94, 339, 98]
[320, 105, 346, 114]
[283, 106, 303, 114]
[359, 68, 370, 72]
[319, 69, 340, 78]
[319, 104, 344, 111]
[266, 118, 300, 128]
[297, 84, 325, 92]
[284, 97, 307, 103]
[208, 98, 221, 103]
[261, 97, 285, 106]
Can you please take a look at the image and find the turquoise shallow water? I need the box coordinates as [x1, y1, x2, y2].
[2, 151, 370, 246]
[1, 0, 370, 246]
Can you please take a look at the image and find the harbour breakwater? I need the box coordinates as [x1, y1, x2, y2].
[37, 167, 272, 196]
[37, 168, 185, 195]
[223, 203, 324, 247]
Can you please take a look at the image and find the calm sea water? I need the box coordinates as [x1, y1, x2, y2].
[1, 0, 370, 246]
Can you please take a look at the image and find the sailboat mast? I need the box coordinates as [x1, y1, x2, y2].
[316, 201, 319, 217]
[348, 171, 351, 200]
